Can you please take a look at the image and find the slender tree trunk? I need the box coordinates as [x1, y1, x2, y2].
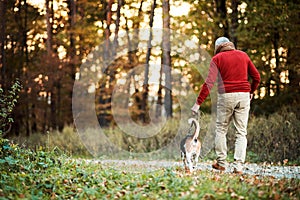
[104, 0, 113, 62]
[68, 0, 76, 72]
[23, 0, 29, 65]
[50, 86, 57, 130]
[42, 93, 49, 132]
[273, 29, 280, 96]
[98, 0, 114, 126]
[46, 0, 53, 58]
[124, 17, 133, 109]
[286, 0, 300, 96]
[46, 0, 57, 130]
[141, 0, 156, 123]
[106, 0, 122, 121]
[215, 0, 229, 38]
[57, 80, 63, 131]
[131, 0, 144, 55]
[162, 0, 172, 118]
[23, 0, 33, 135]
[128, 0, 143, 65]
[67, 0, 76, 125]
[230, 0, 239, 47]
[156, 57, 163, 118]
[112, 0, 122, 57]
[287, 47, 300, 93]
[0, 0, 7, 86]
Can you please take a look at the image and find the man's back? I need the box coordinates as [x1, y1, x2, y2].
[212, 50, 260, 94]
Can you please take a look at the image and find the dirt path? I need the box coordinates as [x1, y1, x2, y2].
[84, 159, 300, 179]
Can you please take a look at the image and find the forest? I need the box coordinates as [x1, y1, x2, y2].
[0, 0, 300, 198]
[0, 0, 299, 160]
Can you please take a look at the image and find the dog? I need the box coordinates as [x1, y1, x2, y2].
[180, 118, 201, 173]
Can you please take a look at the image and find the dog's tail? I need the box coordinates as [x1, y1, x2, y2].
[188, 118, 200, 141]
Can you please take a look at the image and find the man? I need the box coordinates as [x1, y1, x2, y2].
[191, 37, 260, 174]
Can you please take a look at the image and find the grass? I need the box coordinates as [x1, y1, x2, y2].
[2, 107, 299, 198]
[0, 138, 299, 199]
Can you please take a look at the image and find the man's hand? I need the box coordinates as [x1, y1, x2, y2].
[191, 103, 200, 115]
[250, 93, 254, 100]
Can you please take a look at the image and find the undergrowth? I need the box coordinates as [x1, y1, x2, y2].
[10, 106, 300, 164]
[0, 138, 299, 199]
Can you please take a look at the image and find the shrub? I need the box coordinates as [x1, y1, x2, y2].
[10, 106, 300, 163]
[0, 79, 22, 137]
[247, 107, 300, 163]
[10, 126, 90, 157]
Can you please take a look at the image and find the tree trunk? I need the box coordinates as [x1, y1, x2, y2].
[0, 0, 7, 86]
[112, 0, 122, 57]
[50, 85, 57, 130]
[215, 0, 229, 38]
[23, 0, 32, 135]
[287, 47, 300, 93]
[162, 0, 172, 118]
[67, 0, 76, 125]
[98, 0, 114, 126]
[46, 0, 57, 130]
[272, 29, 281, 96]
[141, 0, 156, 123]
[46, 0, 53, 57]
[156, 57, 163, 118]
[105, 0, 122, 122]
[104, 0, 113, 62]
[230, 0, 239, 47]
[57, 80, 63, 131]
[131, 0, 144, 55]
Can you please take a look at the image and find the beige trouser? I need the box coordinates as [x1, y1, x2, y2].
[215, 92, 250, 171]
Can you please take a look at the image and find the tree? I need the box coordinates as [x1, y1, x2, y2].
[214, 0, 229, 38]
[0, 0, 7, 86]
[234, 0, 300, 115]
[285, 0, 300, 97]
[65, 0, 77, 126]
[123, 0, 144, 115]
[141, 0, 157, 123]
[230, 0, 240, 47]
[162, 0, 172, 118]
[97, 0, 122, 126]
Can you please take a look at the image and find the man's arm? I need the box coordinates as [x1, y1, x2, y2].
[196, 61, 218, 105]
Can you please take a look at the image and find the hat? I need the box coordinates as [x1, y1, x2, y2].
[215, 37, 230, 49]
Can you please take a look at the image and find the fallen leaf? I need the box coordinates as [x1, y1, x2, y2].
[231, 192, 238, 198]
[213, 174, 221, 181]
[258, 190, 265, 197]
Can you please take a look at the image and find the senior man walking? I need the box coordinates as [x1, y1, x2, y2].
[191, 37, 260, 174]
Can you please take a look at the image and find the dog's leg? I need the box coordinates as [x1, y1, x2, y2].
[193, 154, 198, 169]
[181, 152, 188, 170]
[193, 149, 201, 169]
[186, 153, 193, 172]
[191, 154, 195, 168]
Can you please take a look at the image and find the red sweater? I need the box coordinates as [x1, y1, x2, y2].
[197, 50, 260, 105]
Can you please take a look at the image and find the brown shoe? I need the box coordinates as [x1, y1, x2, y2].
[212, 163, 225, 171]
[233, 168, 243, 175]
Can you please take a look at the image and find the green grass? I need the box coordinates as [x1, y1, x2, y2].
[0, 139, 299, 199]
